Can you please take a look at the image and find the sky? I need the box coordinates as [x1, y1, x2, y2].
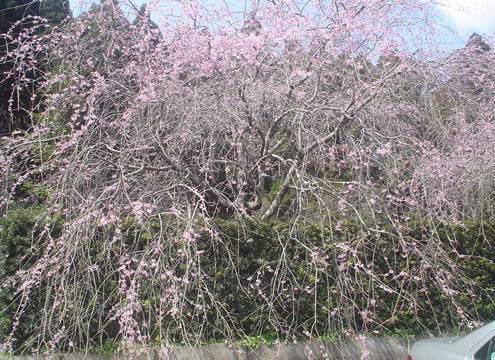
[437, 0, 495, 37]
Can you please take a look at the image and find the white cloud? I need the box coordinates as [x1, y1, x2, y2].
[438, 0, 495, 34]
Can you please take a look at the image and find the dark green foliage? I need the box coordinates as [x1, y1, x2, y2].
[0, 0, 70, 135]
[40, 0, 71, 26]
[448, 222, 495, 320]
[0, 205, 119, 353]
[1, 0, 36, 34]
[195, 218, 495, 339]
[0, 0, 70, 37]
[133, 217, 494, 342]
[0, 206, 48, 349]
[1, 211, 495, 350]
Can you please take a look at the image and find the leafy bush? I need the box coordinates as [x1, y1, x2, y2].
[198, 218, 495, 338]
[0, 206, 48, 349]
[1, 210, 494, 351]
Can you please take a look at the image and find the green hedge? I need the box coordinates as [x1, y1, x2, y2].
[196, 218, 495, 337]
[1, 207, 495, 351]
[0, 206, 49, 349]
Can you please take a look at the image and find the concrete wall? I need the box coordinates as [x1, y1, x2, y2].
[244, 337, 412, 360]
[0, 336, 415, 360]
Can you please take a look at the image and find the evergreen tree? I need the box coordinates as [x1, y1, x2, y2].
[40, 0, 70, 26]
[132, 3, 158, 29]
[0, 0, 70, 135]
[0, 0, 39, 34]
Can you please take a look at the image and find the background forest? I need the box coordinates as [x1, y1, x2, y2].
[1, 0, 495, 356]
